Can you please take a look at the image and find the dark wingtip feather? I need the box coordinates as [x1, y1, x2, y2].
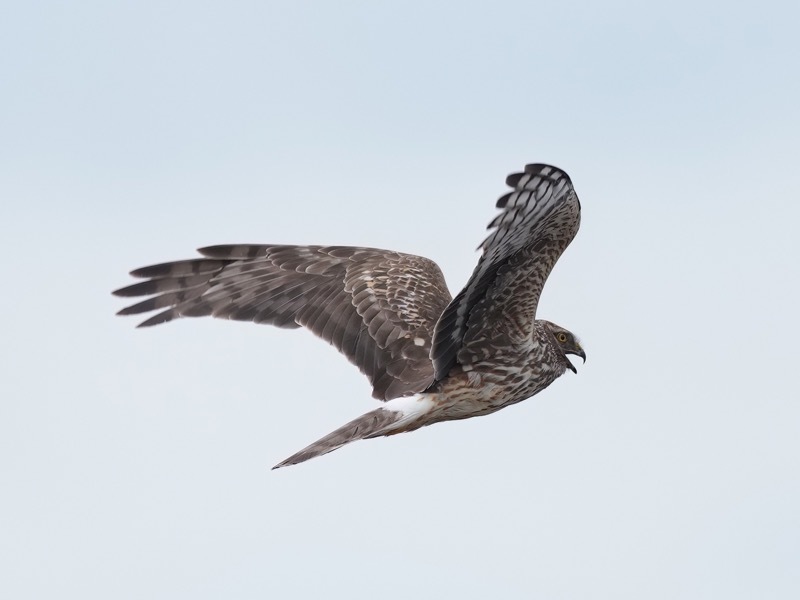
[524, 163, 572, 184]
[129, 263, 172, 278]
[112, 280, 156, 298]
[129, 258, 227, 279]
[505, 172, 524, 188]
[496, 191, 513, 209]
[135, 309, 176, 328]
[199, 245, 265, 259]
[115, 297, 162, 316]
[507, 164, 572, 189]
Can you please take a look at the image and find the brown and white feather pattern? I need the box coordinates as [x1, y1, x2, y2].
[114, 163, 583, 468]
[431, 164, 580, 380]
[115, 246, 451, 400]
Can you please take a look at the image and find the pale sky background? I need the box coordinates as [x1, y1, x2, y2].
[2, 1, 799, 598]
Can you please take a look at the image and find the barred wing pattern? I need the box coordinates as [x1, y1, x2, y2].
[114, 245, 452, 400]
[431, 164, 581, 380]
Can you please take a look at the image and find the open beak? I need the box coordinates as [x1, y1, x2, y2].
[565, 348, 586, 374]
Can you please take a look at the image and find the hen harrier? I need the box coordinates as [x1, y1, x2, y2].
[114, 163, 585, 468]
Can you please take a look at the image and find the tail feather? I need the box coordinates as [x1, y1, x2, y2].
[272, 408, 402, 469]
[272, 396, 437, 469]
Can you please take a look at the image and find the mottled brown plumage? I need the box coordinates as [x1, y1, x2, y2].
[116, 246, 450, 400]
[114, 163, 585, 468]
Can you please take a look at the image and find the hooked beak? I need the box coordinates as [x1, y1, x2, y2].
[565, 348, 586, 374]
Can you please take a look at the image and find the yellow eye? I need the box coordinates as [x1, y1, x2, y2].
[557, 333, 567, 343]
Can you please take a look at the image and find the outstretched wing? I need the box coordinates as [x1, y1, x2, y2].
[430, 164, 581, 380]
[114, 245, 452, 400]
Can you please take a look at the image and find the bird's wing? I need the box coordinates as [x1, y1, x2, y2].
[430, 164, 581, 380]
[114, 245, 452, 400]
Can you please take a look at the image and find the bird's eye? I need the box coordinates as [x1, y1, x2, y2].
[557, 333, 567, 343]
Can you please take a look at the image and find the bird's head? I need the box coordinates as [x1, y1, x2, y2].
[543, 321, 586, 373]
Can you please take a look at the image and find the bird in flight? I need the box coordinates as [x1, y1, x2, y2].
[114, 163, 585, 468]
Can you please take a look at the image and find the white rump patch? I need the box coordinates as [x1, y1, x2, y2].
[413, 337, 425, 346]
[381, 395, 437, 432]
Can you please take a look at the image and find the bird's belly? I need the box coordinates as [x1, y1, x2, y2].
[433, 362, 562, 422]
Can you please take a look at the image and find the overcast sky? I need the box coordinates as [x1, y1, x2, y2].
[2, 1, 799, 598]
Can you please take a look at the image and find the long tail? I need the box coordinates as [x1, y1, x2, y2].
[272, 396, 436, 469]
